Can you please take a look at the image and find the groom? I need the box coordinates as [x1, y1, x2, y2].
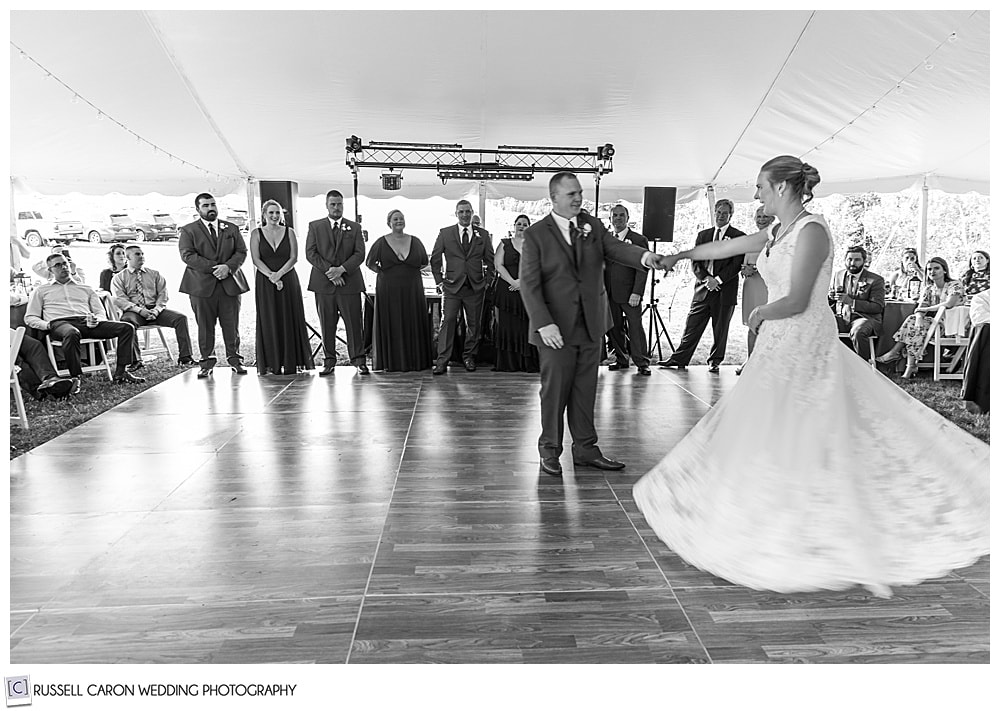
[520, 172, 668, 477]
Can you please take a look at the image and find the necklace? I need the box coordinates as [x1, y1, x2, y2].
[765, 208, 808, 257]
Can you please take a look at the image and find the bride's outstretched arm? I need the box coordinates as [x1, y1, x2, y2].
[748, 222, 829, 333]
[675, 229, 769, 262]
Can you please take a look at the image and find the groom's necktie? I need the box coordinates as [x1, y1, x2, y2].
[569, 221, 582, 268]
[462, 227, 470, 250]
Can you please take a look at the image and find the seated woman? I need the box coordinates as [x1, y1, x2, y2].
[365, 209, 433, 372]
[99, 243, 127, 291]
[877, 256, 964, 378]
[492, 214, 539, 372]
[886, 247, 922, 299]
[961, 288, 989, 414]
[961, 249, 989, 302]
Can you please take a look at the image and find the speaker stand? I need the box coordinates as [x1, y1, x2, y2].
[643, 237, 675, 361]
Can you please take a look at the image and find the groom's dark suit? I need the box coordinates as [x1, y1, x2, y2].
[178, 218, 250, 366]
[430, 223, 494, 367]
[520, 212, 649, 461]
[305, 216, 367, 368]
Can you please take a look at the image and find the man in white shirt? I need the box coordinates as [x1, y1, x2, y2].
[112, 245, 195, 366]
[32, 245, 87, 284]
[24, 252, 145, 391]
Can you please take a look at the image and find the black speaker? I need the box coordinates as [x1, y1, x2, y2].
[258, 181, 299, 230]
[641, 187, 677, 242]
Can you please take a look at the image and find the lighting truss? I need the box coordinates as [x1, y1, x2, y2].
[345, 137, 614, 186]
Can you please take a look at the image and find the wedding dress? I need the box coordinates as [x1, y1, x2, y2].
[633, 215, 989, 595]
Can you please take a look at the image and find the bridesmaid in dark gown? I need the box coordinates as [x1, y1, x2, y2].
[492, 214, 539, 372]
[365, 209, 433, 372]
[249, 199, 313, 375]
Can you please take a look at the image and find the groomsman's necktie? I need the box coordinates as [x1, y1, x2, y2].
[707, 228, 722, 276]
[209, 223, 217, 245]
[462, 227, 470, 250]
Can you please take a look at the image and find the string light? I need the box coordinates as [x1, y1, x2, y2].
[11, 40, 240, 183]
[801, 16, 974, 160]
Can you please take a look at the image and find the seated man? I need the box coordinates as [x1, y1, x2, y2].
[32, 245, 87, 284]
[111, 245, 195, 366]
[10, 290, 74, 399]
[829, 244, 885, 361]
[24, 252, 145, 392]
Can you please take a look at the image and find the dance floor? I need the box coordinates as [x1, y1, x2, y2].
[9, 366, 989, 663]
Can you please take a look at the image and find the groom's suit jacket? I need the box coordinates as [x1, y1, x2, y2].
[177, 219, 250, 297]
[430, 224, 495, 295]
[520, 212, 648, 348]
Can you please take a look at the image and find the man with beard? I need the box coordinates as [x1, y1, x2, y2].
[178, 193, 250, 379]
[829, 244, 885, 362]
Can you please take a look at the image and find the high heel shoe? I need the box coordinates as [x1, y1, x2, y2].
[875, 351, 903, 364]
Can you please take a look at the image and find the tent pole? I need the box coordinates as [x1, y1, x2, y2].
[478, 181, 486, 226]
[705, 184, 716, 224]
[10, 178, 17, 242]
[245, 179, 258, 231]
[918, 176, 929, 264]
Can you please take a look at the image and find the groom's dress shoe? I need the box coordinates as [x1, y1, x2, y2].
[607, 362, 627, 371]
[637, 365, 652, 376]
[658, 360, 686, 369]
[574, 455, 625, 471]
[318, 366, 335, 377]
[539, 457, 563, 477]
[708, 362, 720, 373]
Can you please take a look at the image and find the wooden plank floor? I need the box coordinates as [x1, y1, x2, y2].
[8, 366, 989, 663]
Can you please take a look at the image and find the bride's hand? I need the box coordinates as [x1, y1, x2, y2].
[748, 307, 765, 335]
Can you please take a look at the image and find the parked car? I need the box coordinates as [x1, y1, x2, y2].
[133, 213, 179, 241]
[84, 214, 139, 243]
[226, 210, 250, 235]
[15, 210, 56, 247]
[54, 217, 85, 243]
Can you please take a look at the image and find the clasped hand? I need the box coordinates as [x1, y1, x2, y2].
[648, 253, 678, 272]
[212, 264, 230, 280]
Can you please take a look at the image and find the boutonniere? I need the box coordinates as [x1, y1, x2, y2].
[342, 224, 351, 232]
[580, 223, 593, 240]
[219, 222, 228, 229]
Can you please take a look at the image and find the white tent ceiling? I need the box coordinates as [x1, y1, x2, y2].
[9, 10, 990, 203]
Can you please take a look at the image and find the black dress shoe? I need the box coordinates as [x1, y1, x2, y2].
[539, 457, 563, 477]
[574, 455, 625, 471]
[464, 358, 477, 372]
[318, 367, 335, 376]
[708, 362, 720, 373]
[126, 360, 145, 372]
[607, 362, 628, 371]
[230, 362, 248, 375]
[357, 363, 370, 375]
[637, 365, 652, 376]
[196, 368, 212, 379]
[658, 360, 686, 369]
[114, 371, 146, 384]
[177, 357, 195, 366]
[37, 376, 73, 398]
[433, 363, 447, 375]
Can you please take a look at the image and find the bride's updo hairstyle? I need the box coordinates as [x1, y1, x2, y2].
[761, 155, 821, 205]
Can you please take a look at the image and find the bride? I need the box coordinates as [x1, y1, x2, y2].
[634, 155, 989, 598]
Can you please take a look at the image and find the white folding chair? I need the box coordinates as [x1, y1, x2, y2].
[917, 304, 971, 381]
[10, 327, 29, 430]
[46, 334, 114, 381]
[136, 324, 173, 360]
[837, 332, 878, 369]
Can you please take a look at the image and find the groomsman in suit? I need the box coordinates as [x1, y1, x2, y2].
[430, 199, 495, 374]
[659, 199, 744, 373]
[829, 244, 885, 361]
[306, 190, 369, 376]
[520, 173, 669, 478]
[178, 193, 250, 379]
[605, 205, 651, 375]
